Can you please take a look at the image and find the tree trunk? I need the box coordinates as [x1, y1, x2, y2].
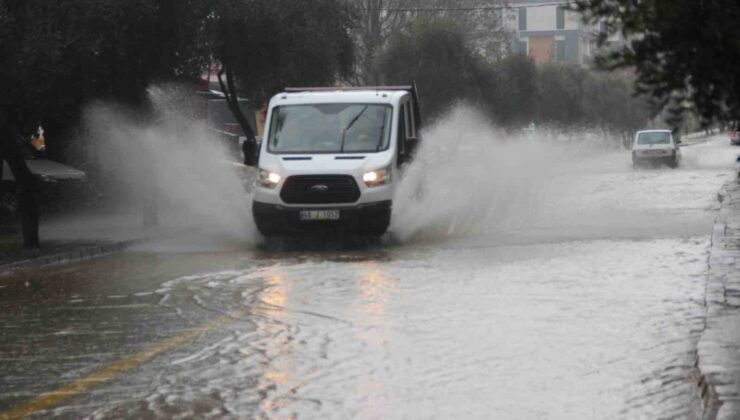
[0, 125, 40, 248]
[217, 65, 256, 143]
[364, 0, 383, 84]
[218, 64, 258, 166]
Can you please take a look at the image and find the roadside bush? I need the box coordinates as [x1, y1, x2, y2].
[375, 18, 491, 120]
[489, 54, 539, 127]
[375, 18, 649, 138]
[537, 63, 587, 127]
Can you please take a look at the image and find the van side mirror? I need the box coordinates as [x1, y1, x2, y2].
[242, 139, 258, 167]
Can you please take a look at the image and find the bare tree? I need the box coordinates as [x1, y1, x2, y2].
[210, 0, 355, 165]
[351, 0, 408, 84]
[351, 0, 510, 84]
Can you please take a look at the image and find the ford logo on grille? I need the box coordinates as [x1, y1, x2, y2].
[310, 184, 329, 192]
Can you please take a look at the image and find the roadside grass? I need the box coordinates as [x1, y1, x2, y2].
[0, 236, 24, 255]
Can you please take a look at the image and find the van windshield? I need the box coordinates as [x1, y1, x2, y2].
[268, 104, 392, 154]
[637, 132, 671, 145]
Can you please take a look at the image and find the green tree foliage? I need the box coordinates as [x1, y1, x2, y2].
[376, 18, 491, 119]
[352, 0, 508, 84]
[573, 0, 740, 124]
[376, 18, 649, 135]
[207, 0, 355, 149]
[0, 0, 208, 156]
[581, 70, 651, 134]
[490, 54, 539, 126]
[537, 64, 586, 126]
[538, 64, 650, 134]
[210, 0, 355, 104]
[0, 0, 355, 157]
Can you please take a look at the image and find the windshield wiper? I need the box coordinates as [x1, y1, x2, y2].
[340, 105, 368, 153]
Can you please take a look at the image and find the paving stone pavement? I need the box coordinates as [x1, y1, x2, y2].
[698, 177, 740, 420]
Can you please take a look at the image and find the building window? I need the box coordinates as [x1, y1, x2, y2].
[518, 39, 528, 55]
[556, 7, 565, 30]
[556, 40, 566, 62]
[518, 7, 527, 31]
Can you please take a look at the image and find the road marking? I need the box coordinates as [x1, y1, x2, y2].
[0, 315, 235, 420]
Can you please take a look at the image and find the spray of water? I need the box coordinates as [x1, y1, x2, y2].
[393, 106, 568, 242]
[680, 136, 738, 170]
[389, 105, 724, 244]
[53, 94, 731, 249]
[75, 84, 258, 246]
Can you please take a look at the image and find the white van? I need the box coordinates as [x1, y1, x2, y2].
[632, 129, 681, 168]
[251, 85, 421, 236]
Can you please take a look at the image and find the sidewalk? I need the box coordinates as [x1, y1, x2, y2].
[697, 177, 740, 420]
[0, 233, 139, 273]
[0, 214, 166, 273]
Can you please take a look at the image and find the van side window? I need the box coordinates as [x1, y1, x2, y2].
[404, 102, 412, 139]
[397, 104, 407, 163]
[408, 101, 416, 138]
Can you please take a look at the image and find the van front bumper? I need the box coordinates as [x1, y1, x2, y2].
[252, 200, 392, 235]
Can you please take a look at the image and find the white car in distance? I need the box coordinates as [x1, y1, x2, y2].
[632, 129, 681, 169]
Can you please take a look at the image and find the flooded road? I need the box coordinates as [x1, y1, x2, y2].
[0, 137, 737, 419]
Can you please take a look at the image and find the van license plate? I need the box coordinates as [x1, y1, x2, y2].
[299, 210, 340, 221]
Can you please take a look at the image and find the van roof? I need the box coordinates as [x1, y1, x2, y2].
[272, 88, 409, 106]
[637, 129, 671, 133]
[284, 86, 413, 93]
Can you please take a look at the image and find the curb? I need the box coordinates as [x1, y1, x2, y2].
[0, 239, 142, 273]
[0, 227, 191, 274]
[696, 179, 740, 420]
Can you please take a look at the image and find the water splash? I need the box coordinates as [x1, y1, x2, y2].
[389, 106, 734, 244]
[78, 84, 258, 246]
[391, 106, 600, 242]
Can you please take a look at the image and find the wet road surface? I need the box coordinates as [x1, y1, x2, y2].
[0, 137, 737, 419]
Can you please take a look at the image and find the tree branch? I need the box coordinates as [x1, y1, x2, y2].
[217, 64, 256, 143]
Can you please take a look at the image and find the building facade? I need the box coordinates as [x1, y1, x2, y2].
[501, 0, 615, 66]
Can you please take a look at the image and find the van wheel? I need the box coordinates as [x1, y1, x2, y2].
[254, 214, 282, 236]
[359, 210, 391, 237]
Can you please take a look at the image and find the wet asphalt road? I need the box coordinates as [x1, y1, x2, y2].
[0, 137, 738, 419]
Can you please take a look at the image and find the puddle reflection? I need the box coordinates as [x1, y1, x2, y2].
[352, 263, 399, 418]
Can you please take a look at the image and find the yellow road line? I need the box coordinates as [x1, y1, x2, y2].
[0, 315, 234, 419]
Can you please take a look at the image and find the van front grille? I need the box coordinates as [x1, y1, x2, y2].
[280, 175, 361, 204]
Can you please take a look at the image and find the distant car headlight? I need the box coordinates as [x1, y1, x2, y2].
[362, 166, 391, 187]
[258, 168, 281, 188]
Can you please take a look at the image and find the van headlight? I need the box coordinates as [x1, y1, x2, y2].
[258, 169, 281, 188]
[362, 166, 391, 187]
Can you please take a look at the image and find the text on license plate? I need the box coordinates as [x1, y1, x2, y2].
[299, 210, 340, 221]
